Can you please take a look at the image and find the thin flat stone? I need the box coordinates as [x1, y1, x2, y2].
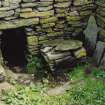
[21, 3, 38, 8]
[43, 39, 83, 51]
[23, 0, 36, 2]
[0, 10, 14, 18]
[0, 18, 39, 30]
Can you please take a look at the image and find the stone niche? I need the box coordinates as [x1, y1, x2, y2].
[1, 28, 27, 67]
[0, 26, 39, 69]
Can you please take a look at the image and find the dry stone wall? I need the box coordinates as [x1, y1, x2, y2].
[0, 0, 94, 33]
[0, 0, 95, 69]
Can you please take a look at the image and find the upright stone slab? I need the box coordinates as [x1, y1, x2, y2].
[84, 15, 99, 49]
[93, 41, 105, 66]
[84, 15, 99, 55]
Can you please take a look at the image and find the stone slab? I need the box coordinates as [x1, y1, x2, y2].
[93, 41, 105, 66]
[0, 18, 39, 30]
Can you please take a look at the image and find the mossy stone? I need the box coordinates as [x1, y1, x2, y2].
[43, 39, 83, 51]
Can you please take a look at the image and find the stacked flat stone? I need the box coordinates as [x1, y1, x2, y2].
[54, 0, 71, 38]
[35, 0, 94, 40]
[0, 0, 94, 39]
[25, 27, 39, 55]
[37, 0, 57, 38]
[41, 39, 86, 71]
[96, 0, 105, 41]
[66, 0, 94, 37]
[18, 0, 39, 57]
[0, 0, 39, 29]
[0, 0, 40, 67]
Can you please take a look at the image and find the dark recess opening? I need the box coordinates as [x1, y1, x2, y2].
[1, 28, 27, 69]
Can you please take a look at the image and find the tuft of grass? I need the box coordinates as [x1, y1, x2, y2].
[92, 68, 105, 78]
[26, 55, 43, 74]
[68, 64, 89, 80]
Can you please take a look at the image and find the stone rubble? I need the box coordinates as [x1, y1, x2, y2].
[41, 39, 86, 71]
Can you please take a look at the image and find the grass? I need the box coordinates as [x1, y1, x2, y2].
[1, 64, 105, 105]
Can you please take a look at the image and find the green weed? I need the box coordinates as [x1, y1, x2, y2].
[26, 55, 46, 74]
[1, 64, 105, 105]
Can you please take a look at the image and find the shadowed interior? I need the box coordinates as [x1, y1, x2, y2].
[1, 28, 27, 68]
